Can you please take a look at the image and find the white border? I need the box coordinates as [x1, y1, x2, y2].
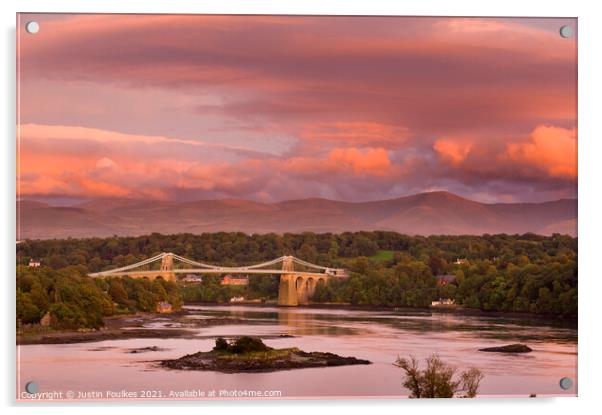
[2, 1, 601, 414]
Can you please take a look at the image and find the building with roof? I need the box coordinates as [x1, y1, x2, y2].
[220, 275, 249, 286]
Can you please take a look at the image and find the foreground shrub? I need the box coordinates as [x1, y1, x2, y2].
[395, 354, 484, 398]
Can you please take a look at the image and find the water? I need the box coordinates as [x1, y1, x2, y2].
[17, 305, 577, 400]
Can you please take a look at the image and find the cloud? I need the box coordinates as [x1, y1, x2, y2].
[17, 123, 274, 199]
[18, 122, 400, 201]
[19, 123, 261, 156]
[506, 126, 577, 179]
[95, 157, 116, 169]
[17, 120, 578, 204]
[433, 138, 474, 165]
[16, 15, 578, 203]
[299, 122, 410, 149]
[19, 15, 576, 137]
[284, 147, 393, 177]
[327, 147, 392, 176]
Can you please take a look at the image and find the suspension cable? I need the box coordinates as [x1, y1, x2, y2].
[90, 252, 341, 277]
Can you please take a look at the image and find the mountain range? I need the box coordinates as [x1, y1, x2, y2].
[17, 191, 577, 240]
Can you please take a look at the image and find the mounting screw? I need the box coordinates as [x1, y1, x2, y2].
[25, 21, 40, 34]
[559, 25, 573, 38]
[559, 377, 573, 390]
[25, 381, 38, 394]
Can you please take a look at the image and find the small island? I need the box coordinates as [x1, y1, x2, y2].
[160, 336, 371, 373]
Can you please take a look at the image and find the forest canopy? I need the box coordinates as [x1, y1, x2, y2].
[17, 265, 182, 329]
[17, 231, 577, 327]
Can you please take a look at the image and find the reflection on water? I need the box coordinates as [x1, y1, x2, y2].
[17, 305, 577, 399]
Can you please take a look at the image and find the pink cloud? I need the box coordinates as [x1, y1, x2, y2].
[299, 122, 410, 149]
[16, 15, 578, 203]
[18, 122, 400, 201]
[19, 123, 256, 154]
[433, 138, 474, 165]
[283, 147, 393, 178]
[506, 126, 577, 179]
[327, 147, 392, 176]
[18, 14, 576, 137]
[17, 121, 578, 204]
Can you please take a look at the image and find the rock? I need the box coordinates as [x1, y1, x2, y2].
[479, 344, 532, 353]
[128, 346, 166, 354]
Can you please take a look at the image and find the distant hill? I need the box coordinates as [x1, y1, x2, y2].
[16, 191, 577, 239]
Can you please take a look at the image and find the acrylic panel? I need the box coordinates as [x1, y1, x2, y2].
[16, 13, 577, 401]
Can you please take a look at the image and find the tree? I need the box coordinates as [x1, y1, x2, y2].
[152, 280, 168, 302]
[429, 256, 448, 275]
[312, 281, 333, 302]
[108, 279, 130, 308]
[17, 291, 41, 324]
[394, 354, 484, 398]
[47, 254, 68, 269]
[351, 235, 378, 257]
[351, 257, 370, 274]
[298, 243, 318, 263]
[29, 281, 50, 311]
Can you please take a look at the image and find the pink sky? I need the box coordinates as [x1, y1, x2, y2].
[17, 14, 577, 204]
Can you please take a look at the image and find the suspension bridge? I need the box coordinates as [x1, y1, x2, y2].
[88, 253, 348, 306]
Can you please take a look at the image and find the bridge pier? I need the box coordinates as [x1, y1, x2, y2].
[296, 277, 309, 305]
[278, 274, 299, 306]
[306, 278, 317, 298]
[277, 274, 327, 306]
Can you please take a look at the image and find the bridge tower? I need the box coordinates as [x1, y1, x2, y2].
[159, 253, 176, 282]
[278, 256, 299, 306]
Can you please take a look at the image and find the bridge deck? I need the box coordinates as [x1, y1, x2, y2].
[89, 268, 347, 278]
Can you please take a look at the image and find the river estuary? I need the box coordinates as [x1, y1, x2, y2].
[17, 305, 577, 400]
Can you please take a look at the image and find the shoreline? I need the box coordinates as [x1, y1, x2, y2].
[17, 301, 576, 346]
[185, 301, 577, 322]
[16, 311, 246, 345]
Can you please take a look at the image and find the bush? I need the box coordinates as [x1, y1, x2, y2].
[213, 337, 230, 352]
[395, 354, 484, 398]
[230, 336, 272, 353]
[212, 336, 272, 354]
